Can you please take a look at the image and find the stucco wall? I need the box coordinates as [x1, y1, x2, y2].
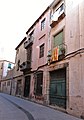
[14, 43, 26, 77]
[49, 0, 84, 117]
[32, 10, 50, 71]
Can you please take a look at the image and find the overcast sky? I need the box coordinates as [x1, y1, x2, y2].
[0, 0, 53, 62]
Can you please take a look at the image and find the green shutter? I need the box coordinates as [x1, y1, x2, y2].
[54, 31, 63, 47]
[49, 68, 66, 108]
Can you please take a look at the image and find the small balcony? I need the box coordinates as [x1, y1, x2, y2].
[20, 61, 31, 71]
[50, 3, 65, 28]
[58, 43, 66, 60]
[47, 43, 67, 64]
[24, 36, 34, 49]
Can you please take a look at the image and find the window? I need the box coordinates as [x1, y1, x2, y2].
[39, 44, 44, 58]
[53, 1, 64, 14]
[53, 30, 63, 48]
[27, 45, 32, 61]
[51, 2, 65, 23]
[60, 3, 64, 12]
[7, 81, 10, 86]
[53, 30, 65, 56]
[28, 30, 34, 43]
[41, 18, 45, 31]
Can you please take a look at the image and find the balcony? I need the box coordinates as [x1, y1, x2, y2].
[20, 61, 31, 71]
[47, 43, 67, 64]
[50, 3, 65, 28]
[24, 36, 34, 49]
[58, 43, 66, 60]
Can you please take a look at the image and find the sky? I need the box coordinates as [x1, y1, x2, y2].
[0, 0, 54, 63]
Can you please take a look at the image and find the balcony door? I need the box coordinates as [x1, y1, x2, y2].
[27, 45, 32, 62]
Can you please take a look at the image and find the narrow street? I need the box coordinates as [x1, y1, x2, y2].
[0, 93, 28, 120]
[0, 93, 82, 120]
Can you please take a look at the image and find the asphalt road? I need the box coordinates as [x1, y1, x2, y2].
[0, 93, 82, 120]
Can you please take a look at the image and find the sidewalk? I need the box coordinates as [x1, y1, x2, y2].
[0, 93, 82, 120]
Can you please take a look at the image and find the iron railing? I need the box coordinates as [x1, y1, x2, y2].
[20, 61, 31, 71]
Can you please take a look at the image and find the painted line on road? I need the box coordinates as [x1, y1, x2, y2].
[1, 95, 35, 120]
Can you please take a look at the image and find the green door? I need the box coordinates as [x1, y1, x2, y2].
[49, 68, 66, 108]
[24, 76, 30, 97]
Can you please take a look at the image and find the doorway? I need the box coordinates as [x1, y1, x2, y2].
[49, 68, 66, 108]
[24, 76, 31, 97]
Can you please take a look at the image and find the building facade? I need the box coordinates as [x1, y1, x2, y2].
[0, 60, 14, 93]
[13, 7, 51, 100]
[1, 0, 84, 118]
[48, 0, 84, 117]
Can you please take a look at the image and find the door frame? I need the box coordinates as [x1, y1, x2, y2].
[49, 67, 67, 109]
[24, 75, 31, 97]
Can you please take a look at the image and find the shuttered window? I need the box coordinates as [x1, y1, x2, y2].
[39, 44, 44, 58]
[53, 31, 63, 47]
[41, 18, 45, 31]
